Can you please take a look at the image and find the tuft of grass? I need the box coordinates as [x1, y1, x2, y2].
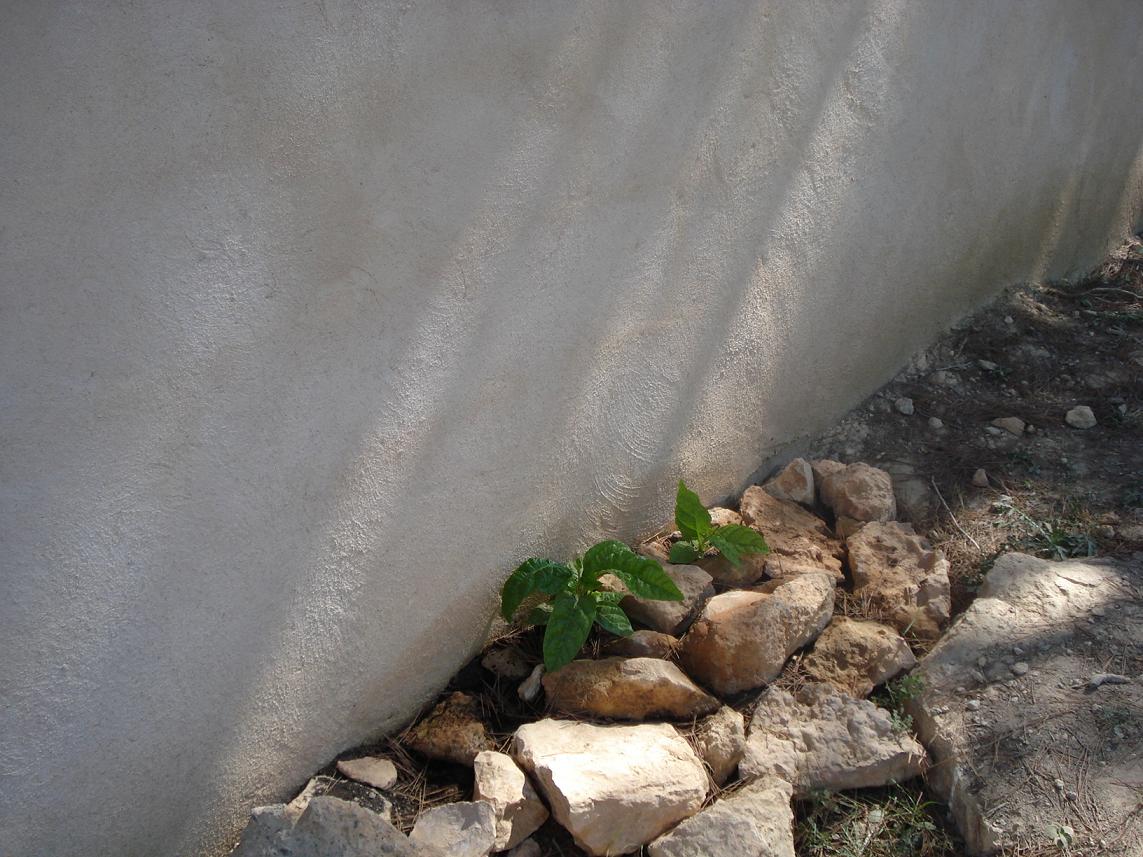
[991, 496, 1097, 560]
[795, 784, 959, 857]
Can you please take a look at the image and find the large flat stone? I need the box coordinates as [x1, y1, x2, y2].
[542, 656, 720, 720]
[740, 684, 926, 794]
[907, 553, 1143, 855]
[512, 719, 708, 856]
[680, 573, 834, 695]
[647, 777, 794, 857]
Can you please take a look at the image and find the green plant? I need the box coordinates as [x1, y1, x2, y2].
[667, 480, 770, 565]
[499, 540, 683, 673]
[874, 673, 925, 734]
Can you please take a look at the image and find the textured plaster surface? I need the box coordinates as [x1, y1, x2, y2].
[1, 2, 1141, 855]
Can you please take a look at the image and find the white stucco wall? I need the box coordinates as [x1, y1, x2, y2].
[2, 2, 1141, 854]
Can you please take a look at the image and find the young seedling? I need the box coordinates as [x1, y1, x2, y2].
[500, 540, 684, 673]
[668, 480, 770, 566]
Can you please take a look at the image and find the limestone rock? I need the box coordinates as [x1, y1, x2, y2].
[481, 646, 534, 681]
[512, 719, 708, 856]
[409, 801, 496, 857]
[740, 685, 926, 794]
[647, 777, 794, 857]
[819, 462, 897, 523]
[517, 664, 544, 703]
[1065, 405, 1097, 428]
[991, 416, 1025, 436]
[692, 706, 746, 785]
[801, 617, 916, 697]
[696, 589, 768, 621]
[542, 657, 720, 720]
[680, 572, 834, 695]
[880, 460, 934, 524]
[473, 751, 549, 851]
[738, 486, 844, 581]
[602, 629, 678, 659]
[336, 756, 398, 790]
[762, 458, 815, 506]
[622, 562, 713, 635]
[810, 458, 846, 489]
[907, 553, 1143, 855]
[406, 692, 494, 765]
[232, 796, 425, 857]
[847, 521, 950, 639]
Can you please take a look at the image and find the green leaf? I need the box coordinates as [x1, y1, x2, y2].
[580, 540, 682, 600]
[544, 592, 595, 672]
[708, 524, 770, 567]
[526, 602, 554, 626]
[592, 592, 634, 637]
[500, 558, 573, 621]
[668, 540, 702, 564]
[674, 480, 712, 542]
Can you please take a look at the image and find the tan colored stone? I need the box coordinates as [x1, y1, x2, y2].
[801, 617, 916, 697]
[336, 756, 398, 790]
[405, 692, 494, 765]
[648, 777, 794, 857]
[762, 457, 815, 507]
[810, 458, 846, 488]
[679, 573, 834, 695]
[991, 416, 1025, 436]
[847, 522, 950, 639]
[740, 684, 926, 794]
[602, 629, 678, 659]
[481, 646, 534, 681]
[819, 462, 897, 522]
[542, 657, 719, 720]
[692, 706, 745, 785]
[738, 487, 844, 581]
[512, 719, 708, 856]
[696, 589, 768, 621]
[473, 751, 548, 850]
[835, 516, 864, 539]
[621, 563, 713, 635]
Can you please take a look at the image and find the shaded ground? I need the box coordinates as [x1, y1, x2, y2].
[289, 236, 1143, 856]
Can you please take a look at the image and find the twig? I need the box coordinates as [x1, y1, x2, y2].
[931, 477, 982, 552]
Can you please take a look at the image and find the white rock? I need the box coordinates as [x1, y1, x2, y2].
[473, 751, 549, 851]
[336, 756, 398, 790]
[409, 801, 497, 857]
[740, 685, 926, 794]
[512, 719, 708, 856]
[647, 777, 795, 857]
[1065, 405, 1097, 429]
[517, 664, 544, 703]
[895, 397, 915, 415]
[692, 706, 746, 785]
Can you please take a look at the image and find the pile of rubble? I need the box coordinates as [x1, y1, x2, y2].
[230, 457, 1141, 856]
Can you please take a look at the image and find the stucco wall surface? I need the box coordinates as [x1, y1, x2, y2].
[2, 2, 1142, 855]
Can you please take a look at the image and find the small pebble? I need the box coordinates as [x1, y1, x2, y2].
[1004, 315, 1014, 324]
[972, 468, 989, 487]
[977, 656, 989, 668]
[1054, 779, 1065, 791]
[928, 416, 944, 429]
[895, 397, 915, 415]
[966, 699, 981, 711]
[1011, 662, 1030, 676]
[1065, 790, 1078, 802]
[1065, 405, 1097, 429]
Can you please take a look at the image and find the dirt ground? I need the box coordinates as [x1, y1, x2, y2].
[297, 235, 1143, 857]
